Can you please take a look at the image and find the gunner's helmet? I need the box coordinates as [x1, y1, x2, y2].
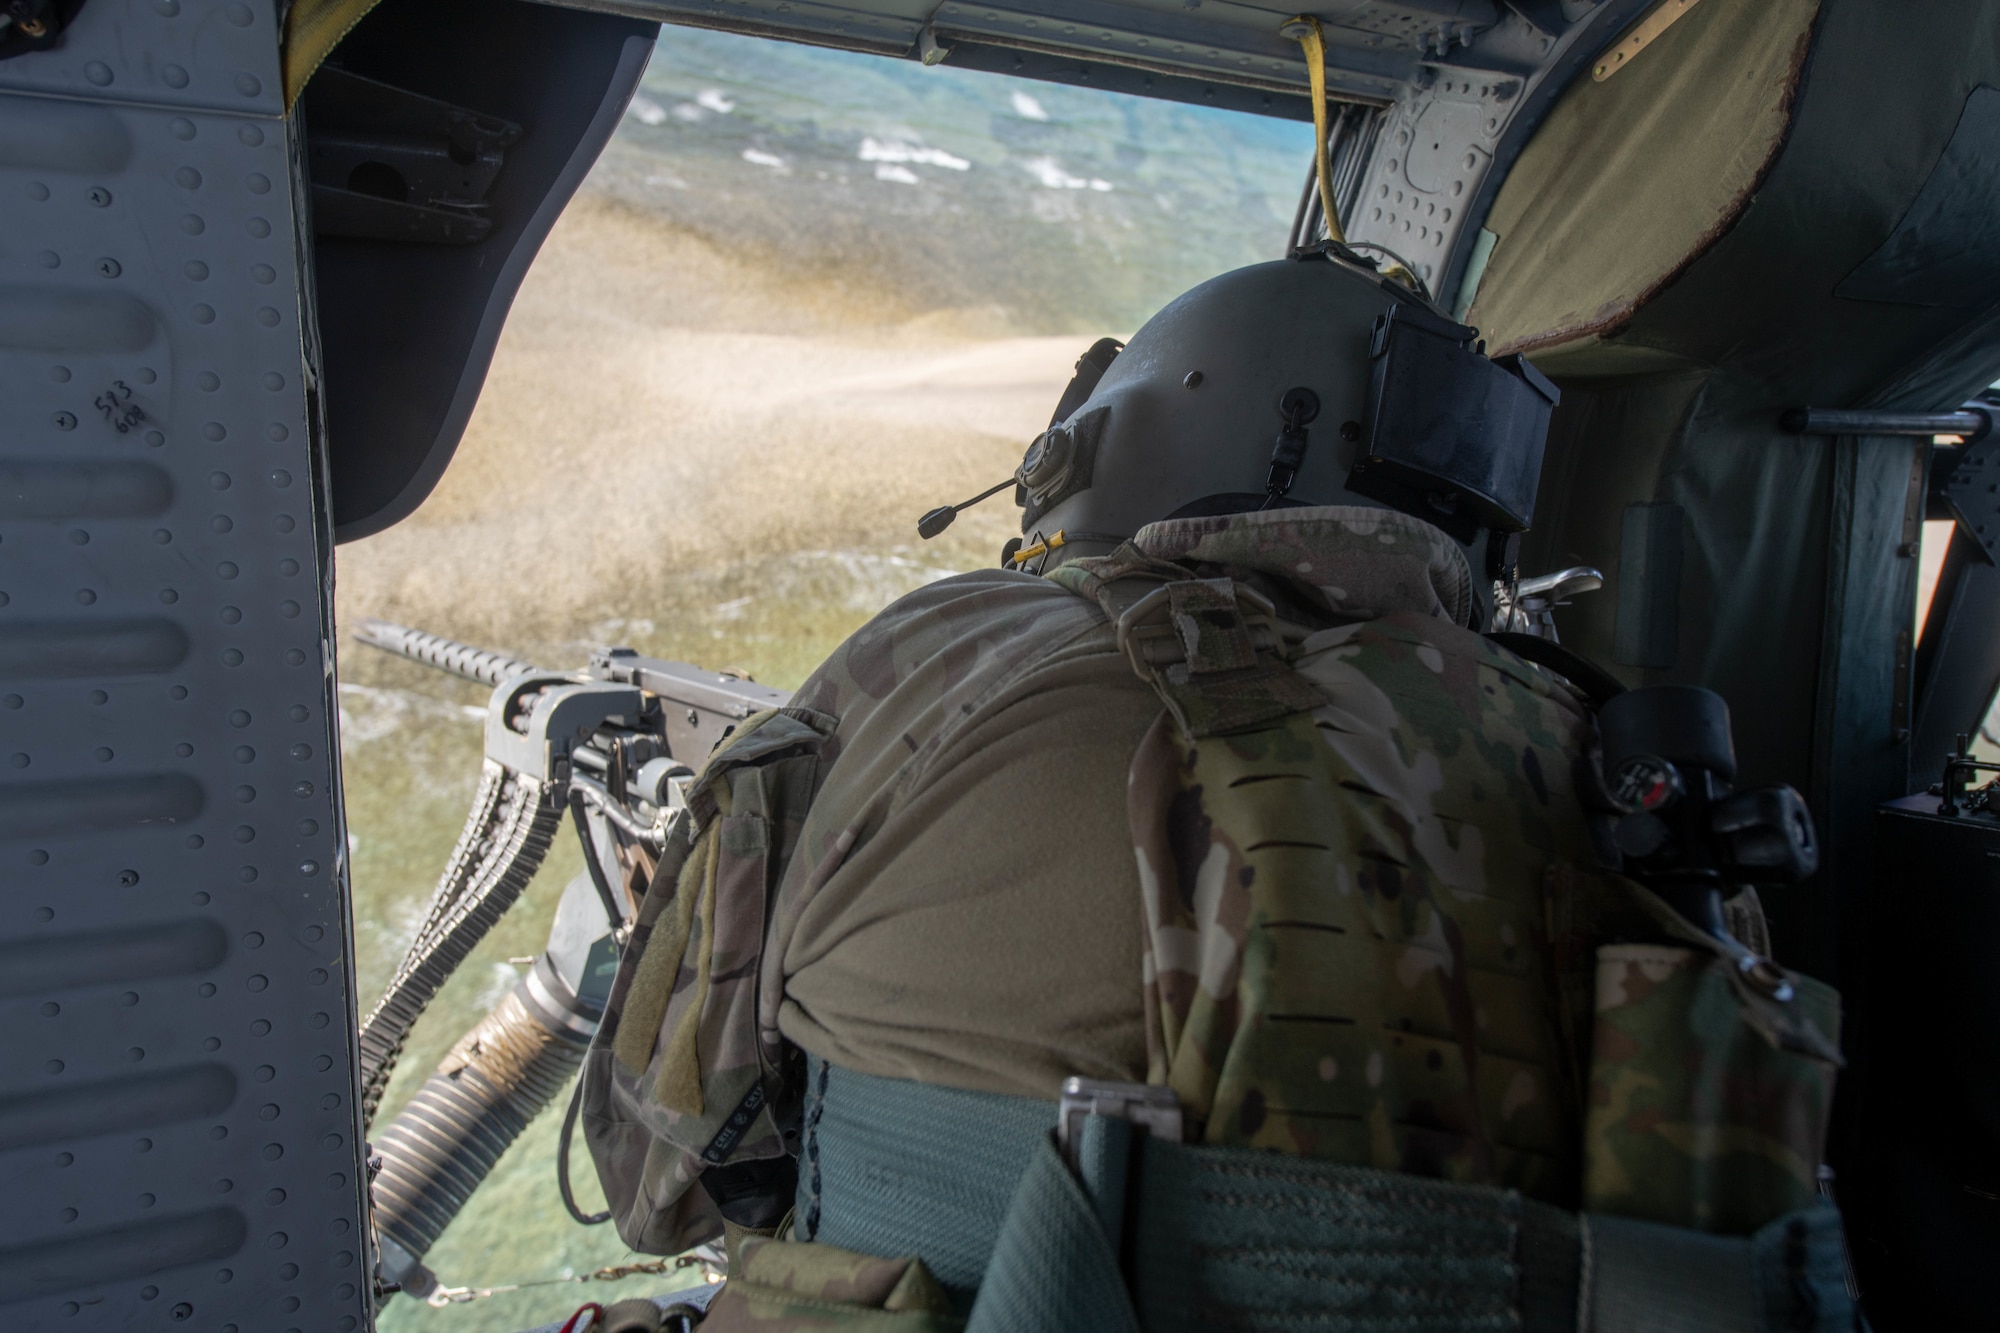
[1010, 251, 1559, 624]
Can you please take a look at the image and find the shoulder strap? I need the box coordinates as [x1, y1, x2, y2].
[1046, 544, 1325, 739]
[1484, 630, 1627, 708]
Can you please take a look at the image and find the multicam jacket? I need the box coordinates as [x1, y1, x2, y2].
[580, 505, 1837, 1255]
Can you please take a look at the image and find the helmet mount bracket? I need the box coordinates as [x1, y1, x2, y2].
[1263, 386, 1322, 506]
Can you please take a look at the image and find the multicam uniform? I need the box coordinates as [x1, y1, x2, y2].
[580, 505, 1850, 1330]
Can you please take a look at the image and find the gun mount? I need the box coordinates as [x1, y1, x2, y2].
[348, 620, 789, 1302]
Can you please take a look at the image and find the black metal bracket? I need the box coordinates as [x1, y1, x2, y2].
[1930, 732, 2000, 817]
[303, 66, 523, 246]
[1783, 395, 2000, 566]
[0, 0, 83, 59]
[1933, 423, 2000, 566]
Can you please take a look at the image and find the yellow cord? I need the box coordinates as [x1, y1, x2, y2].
[1011, 530, 1068, 566]
[1283, 16, 1346, 247]
[1282, 16, 1425, 295]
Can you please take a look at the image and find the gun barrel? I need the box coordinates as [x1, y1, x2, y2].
[352, 618, 545, 686]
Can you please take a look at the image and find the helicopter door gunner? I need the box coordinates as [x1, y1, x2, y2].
[579, 251, 1859, 1330]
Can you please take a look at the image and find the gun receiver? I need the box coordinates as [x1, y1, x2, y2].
[354, 617, 792, 762]
[346, 618, 792, 1300]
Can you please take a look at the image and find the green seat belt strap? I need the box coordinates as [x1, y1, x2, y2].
[796, 1058, 1862, 1332]
[966, 1122, 1141, 1333]
[797, 1057, 1056, 1301]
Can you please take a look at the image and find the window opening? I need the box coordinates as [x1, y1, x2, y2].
[337, 26, 1314, 1329]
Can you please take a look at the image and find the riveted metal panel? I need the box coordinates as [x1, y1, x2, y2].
[0, 2, 370, 1330]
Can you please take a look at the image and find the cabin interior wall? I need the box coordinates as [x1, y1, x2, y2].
[1519, 367, 1708, 680]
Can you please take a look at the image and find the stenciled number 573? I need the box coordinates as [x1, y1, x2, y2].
[94, 380, 147, 434]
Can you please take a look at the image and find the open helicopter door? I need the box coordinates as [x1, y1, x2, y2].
[0, 0, 651, 1327]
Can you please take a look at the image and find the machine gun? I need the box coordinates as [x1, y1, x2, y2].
[345, 619, 789, 1301]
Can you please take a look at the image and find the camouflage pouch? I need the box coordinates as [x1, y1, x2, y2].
[1584, 942, 1841, 1234]
[701, 1236, 961, 1332]
[581, 707, 836, 1254]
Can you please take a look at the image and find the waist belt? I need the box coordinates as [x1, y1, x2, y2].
[794, 1057, 1862, 1333]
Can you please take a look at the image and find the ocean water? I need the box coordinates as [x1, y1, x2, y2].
[353, 24, 1312, 1333]
[597, 24, 1316, 333]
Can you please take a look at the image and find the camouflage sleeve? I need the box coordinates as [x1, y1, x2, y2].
[579, 706, 836, 1254]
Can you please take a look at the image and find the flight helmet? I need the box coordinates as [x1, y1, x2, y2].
[1004, 251, 1559, 625]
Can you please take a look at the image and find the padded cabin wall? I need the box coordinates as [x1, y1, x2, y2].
[1490, 0, 2000, 987]
[1518, 368, 1709, 680]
